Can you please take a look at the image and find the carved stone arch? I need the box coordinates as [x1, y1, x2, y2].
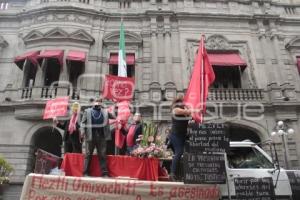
[103, 31, 142, 46]
[285, 36, 300, 50]
[25, 125, 63, 173]
[149, 81, 161, 89]
[0, 35, 8, 48]
[206, 34, 231, 50]
[206, 118, 269, 142]
[164, 81, 176, 89]
[23, 122, 63, 145]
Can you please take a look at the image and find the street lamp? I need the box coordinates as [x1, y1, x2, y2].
[271, 120, 295, 169]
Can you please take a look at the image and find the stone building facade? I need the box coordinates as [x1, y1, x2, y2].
[1, 0, 300, 197]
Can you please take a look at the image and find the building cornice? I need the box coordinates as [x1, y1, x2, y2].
[0, 5, 299, 24]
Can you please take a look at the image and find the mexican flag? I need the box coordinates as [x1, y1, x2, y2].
[118, 22, 127, 77]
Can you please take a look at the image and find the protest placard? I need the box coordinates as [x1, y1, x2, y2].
[43, 96, 69, 119]
[186, 123, 229, 153]
[102, 75, 135, 102]
[234, 177, 275, 200]
[183, 153, 226, 184]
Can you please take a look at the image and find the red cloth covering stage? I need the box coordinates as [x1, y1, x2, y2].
[60, 153, 159, 181]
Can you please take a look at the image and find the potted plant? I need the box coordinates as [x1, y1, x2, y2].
[0, 156, 13, 196]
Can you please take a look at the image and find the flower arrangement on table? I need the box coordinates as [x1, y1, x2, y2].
[0, 156, 13, 185]
[131, 122, 172, 158]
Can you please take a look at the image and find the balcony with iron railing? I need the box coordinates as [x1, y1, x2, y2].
[2, 85, 297, 121]
[20, 86, 80, 100]
[208, 88, 265, 102]
[16, 86, 267, 102]
[16, 86, 266, 102]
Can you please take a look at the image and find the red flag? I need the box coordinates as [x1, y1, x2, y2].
[184, 35, 215, 123]
[115, 101, 131, 149]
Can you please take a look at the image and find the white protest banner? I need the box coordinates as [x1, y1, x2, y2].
[20, 174, 220, 200]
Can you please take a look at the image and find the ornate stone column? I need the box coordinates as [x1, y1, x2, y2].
[150, 17, 158, 82]
[257, 20, 276, 85]
[59, 55, 69, 83]
[164, 16, 172, 83]
[36, 59, 46, 87]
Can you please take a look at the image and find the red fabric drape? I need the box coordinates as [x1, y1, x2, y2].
[66, 50, 86, 62]
[60, 154, 159, 181]
[126, 125, 136, 147]
[184, 35, 215, 123]
[37, 50, 64, 69]
[14, 51, 40, 69]
[109, 54, 135, 65]
[115, 101, 131, 149]
[208, 53, 247, 68]
[297, 57, 300, 74]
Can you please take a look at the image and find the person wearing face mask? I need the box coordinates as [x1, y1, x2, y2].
[54, 102, 82, 153]
[80, 98, 115, 177]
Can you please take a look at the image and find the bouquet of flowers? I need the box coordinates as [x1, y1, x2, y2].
[0, 156, 13, 185]
[131, 122, 169, 158]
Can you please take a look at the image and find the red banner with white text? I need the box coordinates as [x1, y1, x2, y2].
[43, 96, 69, 119]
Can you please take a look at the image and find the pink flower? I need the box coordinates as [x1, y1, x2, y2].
[155, 135, 162, 142]
[148, 136, 154, 143]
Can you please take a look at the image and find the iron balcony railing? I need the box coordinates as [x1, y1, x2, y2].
[21, 86, 80, 100]
[208, 88, 264, 102]
[19, 87, 265, 102]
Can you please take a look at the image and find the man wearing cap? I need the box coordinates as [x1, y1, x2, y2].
[126, 113, 143, 155]
[55, 102, 82, 153]
[80, 99, 115, 177]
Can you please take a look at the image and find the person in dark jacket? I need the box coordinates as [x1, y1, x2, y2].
[55, 102, 82, 153]
[80, 98, 115, 177]
[126, 113, 143, 155]
[169, 95, 191, 181]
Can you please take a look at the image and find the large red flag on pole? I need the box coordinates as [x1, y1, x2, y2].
[184, 35, 215, 123]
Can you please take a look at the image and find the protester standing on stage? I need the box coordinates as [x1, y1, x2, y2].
[169, 95, 191, 181]
[55, 102, 82, 153]
[126, 113, 143, 155]
[80, 98, 115, 177]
